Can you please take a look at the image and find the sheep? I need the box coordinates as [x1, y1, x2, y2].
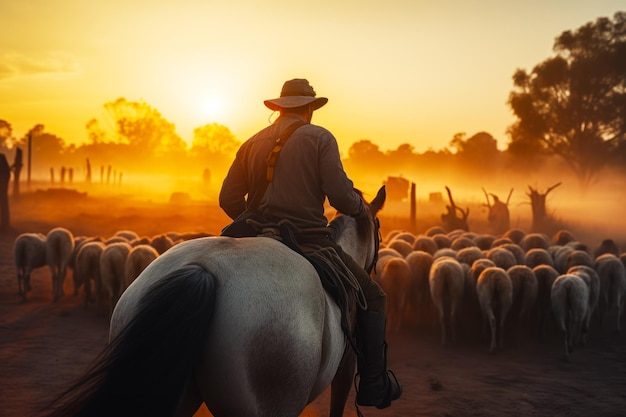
[463, 258, 496, 339]
[372, 248, 403, 281]
[130, 236, 152, 247]
[412, 235, 438, 255]
[503, 228, 526, 245]
[432, 234, 452, 250]
[551, 273, 589, 361]
[405, 250, 434, 328]
[490, 237, 514, 248]
[594, 239, 620, 258]
[520, 233, 551, 252]
[382, 229, 403, 244]
[124, 244, 159, 287]
[74, 241, 106, 310]
[567, 265, 600, 344]
[70, 236, 104, 293]
[532, 264, 560, 339]
[451, 236, 475, 251]
[433, 248, 457, 260]
[390, 231, 416, 245]
[425, 226, 447, 237]
[562, 250, 594, 274]
[500, 243, 526, 266]
[45, 227, 75, 302]
[476, 267, 513, 353]
[13, 233, 47, 301]
[473, 234, 496, 251]
[387, 239, 414, 258]
[506, 265, 538, 341]
[100, 242, 132, 316]
[428, 256, 465, 345]
[486, 247, 517, 270]
[525, 248, 554, 269]
[456, 246, 483, 268]
[113, 229, 140, 241]
[377, 256, 412, 332]
[552, 230, 576, 246]
[150, 233, 174, 255]
[594, 253, 626, 334]
[447, 229, 466, 241]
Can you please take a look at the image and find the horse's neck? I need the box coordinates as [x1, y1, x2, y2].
[335, 217, 368, 269]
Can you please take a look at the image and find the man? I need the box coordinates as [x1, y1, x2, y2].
[219, 78, 401, 409]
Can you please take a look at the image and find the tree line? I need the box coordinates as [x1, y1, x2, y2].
[0, 12, 623, 190]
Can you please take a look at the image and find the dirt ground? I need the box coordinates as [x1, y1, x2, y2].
[1, 189, 626, 417]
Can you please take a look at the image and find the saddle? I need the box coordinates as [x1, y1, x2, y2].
[221, 213, 365, 350]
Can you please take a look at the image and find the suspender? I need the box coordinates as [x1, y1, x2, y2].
[266, 121, 307, 182]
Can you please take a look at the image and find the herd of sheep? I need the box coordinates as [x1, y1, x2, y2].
[374, 226, 626, 360]
[12, 224, 626, 360]
[13, 228, 211, 315]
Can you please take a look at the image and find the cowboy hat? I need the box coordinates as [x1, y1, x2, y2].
[264, 78, 328, 111]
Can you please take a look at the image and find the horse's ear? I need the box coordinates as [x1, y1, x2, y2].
[369, 185, 386, 215]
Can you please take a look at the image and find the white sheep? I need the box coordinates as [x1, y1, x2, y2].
[551, 273, 589, 361]
[429, 256, 465, 345]
[124, 244, 159, 287]
[563, 250, 594, 274]
[567, 265, 600, 345]
[74, 241, 106, 310]
[45, 227, 75, 302]
[13, 233, 47, 301]
[100, 242, 132, 316]
[594, 253, 626, 334]
[476, 266, 513, 353]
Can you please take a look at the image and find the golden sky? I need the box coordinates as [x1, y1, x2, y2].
[0, 0, 623, 155]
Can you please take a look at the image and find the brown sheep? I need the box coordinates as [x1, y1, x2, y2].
[13, 233, 47, 301]
[100, 242, 132, 316]
[45, 227, 75, 302]
[429, 256, 465, 345]
[477, 267, 513, 353]
[125, 244, 159, 287]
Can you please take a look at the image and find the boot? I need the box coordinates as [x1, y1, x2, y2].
[355, 310, 402, 408]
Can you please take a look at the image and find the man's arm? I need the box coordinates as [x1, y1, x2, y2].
[219, 157, 248, 220]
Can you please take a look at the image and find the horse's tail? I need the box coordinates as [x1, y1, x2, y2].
[40, 263, 216, 417]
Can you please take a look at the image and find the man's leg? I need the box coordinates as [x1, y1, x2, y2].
[340, 252, 402, 409]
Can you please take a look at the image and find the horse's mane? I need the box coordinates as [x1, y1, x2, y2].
[328, 189, 373, 241]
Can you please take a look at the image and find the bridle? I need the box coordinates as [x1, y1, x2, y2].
[364, 216, 381, 275]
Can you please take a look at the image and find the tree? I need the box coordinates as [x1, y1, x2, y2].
[346, 139, 386, 166]
[103, 97, 187, 156]
[190, 123, 240, 157]
[507, 12, 626, 190]
[0, 120, 13, 149]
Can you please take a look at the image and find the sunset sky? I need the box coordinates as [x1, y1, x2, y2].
[0, 0, 623, 155]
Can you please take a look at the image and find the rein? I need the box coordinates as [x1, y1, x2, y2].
[365, 217, 382, 275]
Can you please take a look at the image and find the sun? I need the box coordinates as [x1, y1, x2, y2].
[198, 96, 226, 122]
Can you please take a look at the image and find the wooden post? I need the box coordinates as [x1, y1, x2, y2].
[410, 182, 417, 232]
[27, 133, 32, 189]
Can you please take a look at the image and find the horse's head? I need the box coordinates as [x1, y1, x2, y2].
[331, 186, 386, 274]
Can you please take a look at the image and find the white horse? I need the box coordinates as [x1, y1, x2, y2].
[41, 187, 386, 417]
